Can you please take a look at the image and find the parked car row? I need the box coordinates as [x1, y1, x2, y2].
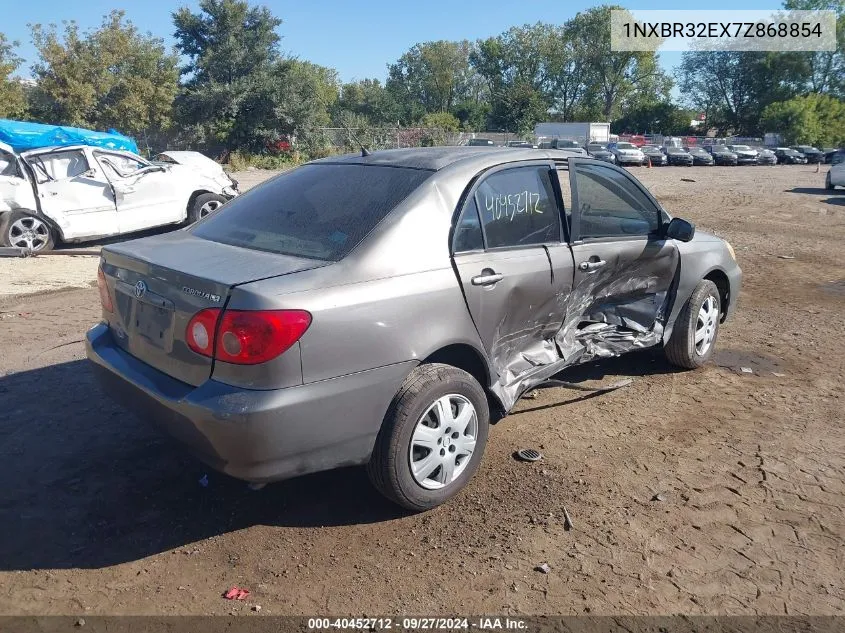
[470, 137, 843, 168]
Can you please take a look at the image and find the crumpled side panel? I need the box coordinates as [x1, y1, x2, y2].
[487, 284, 565, 389]
[490, 251, 678, 412]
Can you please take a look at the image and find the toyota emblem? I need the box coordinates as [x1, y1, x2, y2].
[134, 280, 147, 298]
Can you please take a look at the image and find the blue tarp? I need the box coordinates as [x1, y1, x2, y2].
[0, 119, 139, 154]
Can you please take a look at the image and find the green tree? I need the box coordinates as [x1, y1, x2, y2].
[760, 93, 845, 146]
[30, 11, 178, 139]
[568, 6, 670, 121]
[612, 102, 695, 135]
[287, 60, 339, 126]
[387, 40, 478, 122]
[470, 24, 556, 131]
[421, 111, 460, 131]
[779, 0, 845, 96]
[335, 78, 400, 125]
[452, 98, 491, 130]
[676, 51, 788, 135]
[175, 0, 296, 150]
[0, 33, 27, 119]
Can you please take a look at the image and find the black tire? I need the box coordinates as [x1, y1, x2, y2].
[664, 279, 721, 369]
[826, 172, 834, 190]
[0, 210, 55, 252]
[188, 193, 227, 223]
[367, 363, 490, 511]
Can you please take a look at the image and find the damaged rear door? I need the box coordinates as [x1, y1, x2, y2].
[557, 157, 679, 362]
[451, 161, 566, 390]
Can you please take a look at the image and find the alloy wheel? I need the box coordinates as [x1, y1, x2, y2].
[8, 217, 50, 251]
[199, 200, 222, 218]
[409, 394, 478, 490]
[694, 294, 719, 355]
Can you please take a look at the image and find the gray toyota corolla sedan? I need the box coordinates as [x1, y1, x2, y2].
[86, 147, 741, 511]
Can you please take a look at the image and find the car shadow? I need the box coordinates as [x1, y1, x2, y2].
[56, 225, 179, 251]
[0, 350, 680, 571]
[787, 187, 840, 196]
[0, 359, 406, 571]
[511, 350, 683, 416]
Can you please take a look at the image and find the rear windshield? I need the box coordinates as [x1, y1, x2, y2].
[191, 164, 431, 261]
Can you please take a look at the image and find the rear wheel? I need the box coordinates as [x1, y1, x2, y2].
[367, 363, 489, 511]
[0, 210, 55, 252]
[665, 279, 721, 369]
[188, 193, 227, 223]
[826, 172, 834, 190]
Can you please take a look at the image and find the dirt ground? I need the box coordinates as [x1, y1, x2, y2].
[0, 164, 842, 616]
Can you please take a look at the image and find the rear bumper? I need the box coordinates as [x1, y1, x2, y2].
[85, 323, 415, 482]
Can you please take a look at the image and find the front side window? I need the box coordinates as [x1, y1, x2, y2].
[573, 164, 660, 239]
[475, 166, 560, 248]
[192, 164, 431, 261]
[97, 153, 147, 178]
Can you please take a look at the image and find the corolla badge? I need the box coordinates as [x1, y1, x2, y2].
[182, 286, 222, 303]
[134, 280, 148, 298]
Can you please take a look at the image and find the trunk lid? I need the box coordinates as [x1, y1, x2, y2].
[100, 231, 327, 386]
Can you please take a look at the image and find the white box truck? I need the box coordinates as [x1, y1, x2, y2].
[534, 122, 611, 145]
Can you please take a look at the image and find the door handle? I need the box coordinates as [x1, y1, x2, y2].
[471, 272, 504, 286]
[578, 259, 606, 272]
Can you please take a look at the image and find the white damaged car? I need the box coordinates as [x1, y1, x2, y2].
[0, 143, 238, 251]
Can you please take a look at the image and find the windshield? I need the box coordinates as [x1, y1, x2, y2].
[667, 148, 685, 154]
[731, 145, 751, 151]
[556, 140, 580, 148]
[616, 143, 636, 150]
[687, 148, 706, 154]
[587, 144, 606, 151]
[191, 164, 431, 261]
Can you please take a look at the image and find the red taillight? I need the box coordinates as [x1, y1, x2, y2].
[185, 308, 219, 356]
[97, 266, 113, 313]
[185, 309, 311, 365]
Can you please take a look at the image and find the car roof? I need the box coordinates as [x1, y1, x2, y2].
[19, 144, 140, 158]
[310, 146, 579, 172]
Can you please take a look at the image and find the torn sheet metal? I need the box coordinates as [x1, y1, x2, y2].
[489, 246, 679, 412]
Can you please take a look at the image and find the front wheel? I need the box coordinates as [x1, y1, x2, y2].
[367, 363, 490, 511]
[664, 279, 721, 369]
[188, 193, 227, 223]
[826, 172, 834, 190]
[0, 210, 55, 252]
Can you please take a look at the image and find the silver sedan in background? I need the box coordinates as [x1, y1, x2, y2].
[87, 147, 741, 511]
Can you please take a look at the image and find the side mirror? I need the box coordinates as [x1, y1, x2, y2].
[665, 217, 695, 242]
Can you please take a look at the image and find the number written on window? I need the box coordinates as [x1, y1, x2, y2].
[475, 167, 560, 248]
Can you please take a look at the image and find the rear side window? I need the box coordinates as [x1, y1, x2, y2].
[475, 166, 560, 248]
[192, 164, 431, 261]
[453, 198, 484, 252]
[31, 150, 89, 182]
